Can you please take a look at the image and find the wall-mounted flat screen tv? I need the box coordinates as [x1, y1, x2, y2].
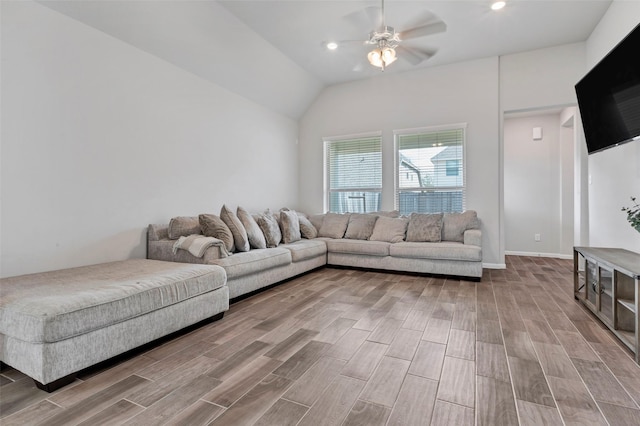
[575, 23, 640, 155]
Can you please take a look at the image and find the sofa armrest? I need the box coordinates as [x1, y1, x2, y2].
[463, 229, 482, 246]
[147, 239, 225, 264]
[148, 224, 169, 241]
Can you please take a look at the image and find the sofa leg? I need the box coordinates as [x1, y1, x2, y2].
[0, 361, 9, 372]
[210, 312, 224, 322]
[35, 374, 76, 393]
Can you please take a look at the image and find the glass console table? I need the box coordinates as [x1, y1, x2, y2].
[574, 247, 640, 362]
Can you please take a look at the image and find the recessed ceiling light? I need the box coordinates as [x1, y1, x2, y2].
[491, 1, 506, 10]
[327, 42, 338, 50]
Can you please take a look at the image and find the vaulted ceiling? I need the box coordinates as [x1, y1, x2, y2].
[37, 0, 612, 118]
[221, 0, 612, 85]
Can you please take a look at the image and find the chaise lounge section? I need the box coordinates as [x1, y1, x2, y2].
[0, 259, 228, 391]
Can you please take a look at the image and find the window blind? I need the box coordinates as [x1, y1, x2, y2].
[325, 135, 382, 213]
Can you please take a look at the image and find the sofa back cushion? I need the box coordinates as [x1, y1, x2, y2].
[442, 210, 480, 242]
[369, 216, 408, 243]
[168, 216, 201, 240]
[406, 213, 444, 242]
[318, 213, 351, 239]
[199, 214, 235, 252]
[309, 214, 325, 232]
[344, 214, 378, 240]
[237, 207, 267, 249]
[220, 205, 250, 252]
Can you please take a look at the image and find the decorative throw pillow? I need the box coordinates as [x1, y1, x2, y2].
[220, 205, 250, 252]
[344, 214, 378, 240]
[369, 216, 409, 243]
[237, 206, 267, 249]
[280, 210, 302, 244]
[442, 210, 480, 242]
[297, 213, 318, 239]
[254, 210, 282, 248]
[318, 213, 351, 239]
[406, 213, 444, 242]
[199, 214, 235, 252]
[167, 216, 201, 240]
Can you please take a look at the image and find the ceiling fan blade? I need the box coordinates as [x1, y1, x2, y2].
[396, 45, 437, 65]
[344, 6, 382, 31]
[400, 21, 447, 40]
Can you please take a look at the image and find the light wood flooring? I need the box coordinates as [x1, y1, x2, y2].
[3, 256, 640, 425]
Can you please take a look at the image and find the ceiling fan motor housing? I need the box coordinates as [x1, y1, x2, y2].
[368, 25, 401, 49]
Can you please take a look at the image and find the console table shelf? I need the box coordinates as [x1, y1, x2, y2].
[574, 247, 640, 362]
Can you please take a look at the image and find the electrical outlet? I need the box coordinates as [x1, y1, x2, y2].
[535, 234, 541, 241]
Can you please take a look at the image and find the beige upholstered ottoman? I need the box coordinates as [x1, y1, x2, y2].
[0, 259, 228, 391]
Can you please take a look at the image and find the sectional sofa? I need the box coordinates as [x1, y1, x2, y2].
[148, 207, 483, 301]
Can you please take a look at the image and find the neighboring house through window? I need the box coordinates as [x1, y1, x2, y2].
[395, 124, 466, 215]
[324, 133, 382, 213]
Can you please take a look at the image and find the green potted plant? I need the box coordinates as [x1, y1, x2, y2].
[622, 196, 640, 233]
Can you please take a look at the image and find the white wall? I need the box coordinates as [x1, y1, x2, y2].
[1, 1, 299, 277]
[504, 112, 574, 257]
[299, 57, 503, 267]
[500, 43, 586, 112]
[584, 0, 640, 253]
[37, 0, 323, 119]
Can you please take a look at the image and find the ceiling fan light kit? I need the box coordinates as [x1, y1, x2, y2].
[367, 46, 397, 69]
[367, 25, 400, 70]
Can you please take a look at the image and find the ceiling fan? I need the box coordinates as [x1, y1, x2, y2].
[332, 0, 447, 71]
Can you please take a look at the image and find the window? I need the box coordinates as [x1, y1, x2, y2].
[325, 133, 382, 213]
[395, 124, 466, 215]
[446, 160, 460, 176]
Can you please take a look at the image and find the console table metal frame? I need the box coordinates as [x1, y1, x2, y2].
[573, 246, 640, 363]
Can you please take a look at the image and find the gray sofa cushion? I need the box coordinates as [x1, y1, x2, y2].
[237, 206, 267, 250]
[344, 214, 378, 240]
[318, 213, 350, 239]
[0, 259, 227, 343]
[390, 242, 482, 262]
[369, 216, 408, 243]
[280, 239, 327, 262]
[326, 239, 391, 256]
[212, 248, 291, 279]
[280, 210, 302, 244]
[200, 214, 235, 253]
[442, 210, 480, 242]
[372, 210, 400, 218]
[220, 205, 250, 252]
[406, 213, 444, 242]
[309, 214, 325, 232]
[168, 216, 201, 240]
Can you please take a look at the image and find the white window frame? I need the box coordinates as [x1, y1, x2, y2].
[394, 123, 467, 213]
[323, 131, 382, 213]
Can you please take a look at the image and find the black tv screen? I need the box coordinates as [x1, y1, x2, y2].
[575, 23, 640, 155]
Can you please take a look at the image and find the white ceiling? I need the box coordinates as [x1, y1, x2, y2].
[220, 0, 613, 85]
[36, 0, 612, 117]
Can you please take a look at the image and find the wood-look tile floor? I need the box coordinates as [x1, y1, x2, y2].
[3, 255, 640, 425]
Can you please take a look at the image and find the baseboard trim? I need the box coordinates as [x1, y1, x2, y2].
[505, 251, 573, 260]
[483, 263, 507, 269]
